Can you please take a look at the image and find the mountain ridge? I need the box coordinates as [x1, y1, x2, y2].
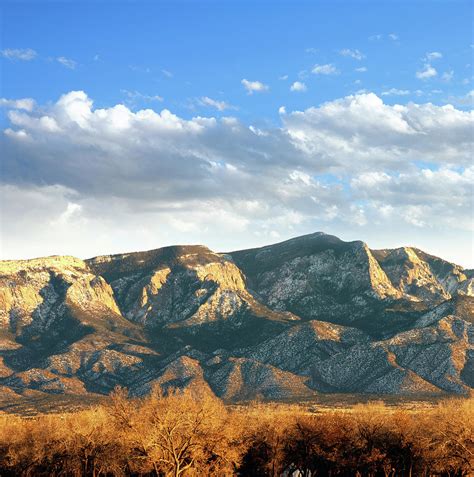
[0, 232, 472, 401]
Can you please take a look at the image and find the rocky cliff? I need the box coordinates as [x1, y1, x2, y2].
[0, 233, 472, 401]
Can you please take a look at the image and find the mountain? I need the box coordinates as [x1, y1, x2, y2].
[0, 232, 472, 402]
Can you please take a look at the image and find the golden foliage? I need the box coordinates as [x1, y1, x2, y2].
[0, 393, 472, 476]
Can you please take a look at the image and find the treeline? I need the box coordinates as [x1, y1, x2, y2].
[0, 389, 472, 476]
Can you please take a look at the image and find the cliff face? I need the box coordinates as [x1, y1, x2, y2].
[0, 233, 472, 401]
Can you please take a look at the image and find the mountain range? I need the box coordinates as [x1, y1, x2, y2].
[0, 232, 473, 402]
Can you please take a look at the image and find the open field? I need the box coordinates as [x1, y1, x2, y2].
[0, 391, 454, 416]
[0, 390, 472, 476]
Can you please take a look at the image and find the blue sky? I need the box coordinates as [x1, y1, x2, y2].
[1, 1, 473, 266]
[2, 1, 472, 120]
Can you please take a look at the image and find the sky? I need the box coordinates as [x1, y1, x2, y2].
[0, 0, 473, 267]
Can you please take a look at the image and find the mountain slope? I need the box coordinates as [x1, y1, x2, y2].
[0, 233, 472, 401]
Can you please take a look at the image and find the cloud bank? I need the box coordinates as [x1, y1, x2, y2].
[1, 91, 473, 265]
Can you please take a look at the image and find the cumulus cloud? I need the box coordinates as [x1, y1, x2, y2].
[312, 64, 339, 75]
[351, 167, 473, 230]
[1, 91, 473, 265]
[416, 64, 437, 79]
[0, 98, 36, 111]
[241, 79, 269, 94]
[339, 48, 365, 60]
[1, 48, 37, 60]
[282, 94, 472, 169]
[416, 52, 442, 80]
[290, 81, 307, 92]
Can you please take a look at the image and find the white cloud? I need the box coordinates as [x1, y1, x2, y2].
[289, 170, 312, 185]
[305, 48, 318, 54]
[355, 67, 367, 72]
[0, 98, 36, 111]
[444, 90, 474, 107]
[281, 93, 472, 169]
[290, 81, 307, 92]
[51, 202, 83, 226]
[351, 167, 474, 231]
[298, 70, 308, 80]
[198, 96, 234, 111]
[129, 65, 151, 73]
[339, 48, 365, 60]
[161, 69, 173, 78]
[416, 64, 437, 80]
[368, 34, 399, 42]
[381, 88, 411, 96]
[121, 89, 164, 103]
[441, 70, 454, 82]
[1, 91, 472, 265]
[57, 56, 77, 69]
[241, 79, 269, 94]
[312, 64, 339, 75]
[351, 171, 391, 188]
[425, 51, 442, 61]
[416, 53, 442, 80]
[279, 75, 288, 80]
[1, 48, 37, 61]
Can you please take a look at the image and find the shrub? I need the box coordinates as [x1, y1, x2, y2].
[0, 394, 471, 476]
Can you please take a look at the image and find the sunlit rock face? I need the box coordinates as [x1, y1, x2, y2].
[0, 233, 472, 400]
